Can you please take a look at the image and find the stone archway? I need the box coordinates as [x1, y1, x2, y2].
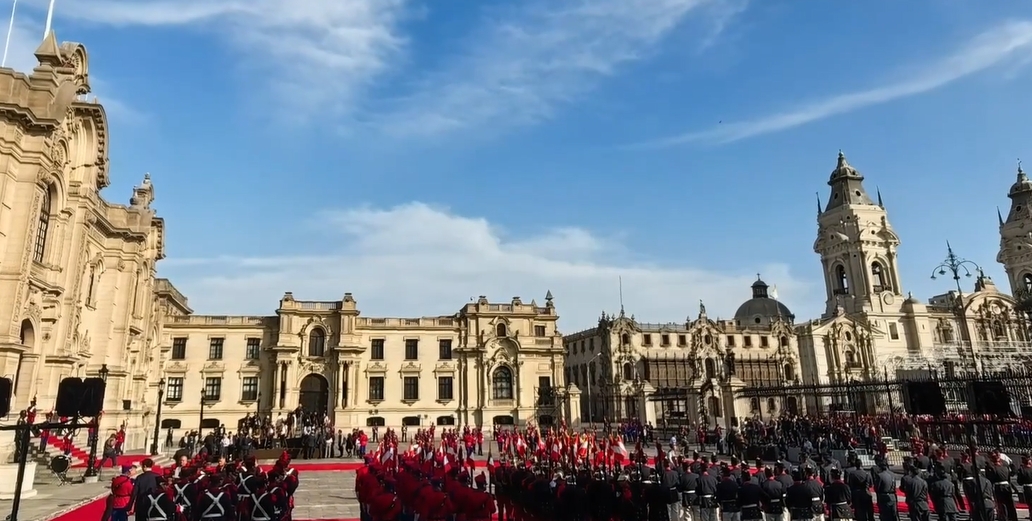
[298, 373, 329, 415]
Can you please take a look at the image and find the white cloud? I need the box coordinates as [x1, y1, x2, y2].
[53, 0, 409, 121]
[371, 0, 739, 138]
[159, 203, 815, 331]
[637, 19, 1032, 147]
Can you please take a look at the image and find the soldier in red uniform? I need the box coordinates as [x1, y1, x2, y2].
[139, 473, 183, 521]
[266, 451, 298, 521]
[195, 472, 237, 521]
[172, 466, 203, 520]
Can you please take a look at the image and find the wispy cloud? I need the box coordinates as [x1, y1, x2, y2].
[636, 19, 1032, 148]
[372, 0, 740, 138]
[54, 0, 410, 121]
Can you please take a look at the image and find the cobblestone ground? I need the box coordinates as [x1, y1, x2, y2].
[292, 470, 360, 521]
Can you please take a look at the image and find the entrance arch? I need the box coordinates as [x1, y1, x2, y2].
[298, 373, 329, 415]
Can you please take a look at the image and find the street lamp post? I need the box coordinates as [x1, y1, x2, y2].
[84, 363, 109, 479]
[930, 242, 981, 297]
[150, 377, 166, 455]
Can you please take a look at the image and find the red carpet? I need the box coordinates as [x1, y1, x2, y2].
[49, 496, 106, 521]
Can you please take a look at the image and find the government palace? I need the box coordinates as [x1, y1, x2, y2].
[1, 35, 1030, 457]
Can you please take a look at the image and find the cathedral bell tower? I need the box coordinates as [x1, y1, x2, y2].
[996, 163, 1032, 296]
[813, 152, 903, 318]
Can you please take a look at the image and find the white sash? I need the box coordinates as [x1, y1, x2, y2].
[251, 492, 273, 521]
[147, 494, 169, 521]
[200, 491, 226, 519]
[174, 484, 192, 507]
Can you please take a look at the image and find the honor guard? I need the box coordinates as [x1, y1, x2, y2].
[927, 465, 959, 521]
[715, 466, 741, 521]
[660, 459, 684, 521]
[786, 468, 815, 521]
[1017, 455, 1032, 506]
[759, 467, 786, 521]
[142, 477, 182, 521]
[824, 468, 852, 521]
[803, 467, 825, 521]
[736, 472, 765, 521]
[873, 460, 899, 521]
[986, 453, 1017, 521]
[845, 457, 874, 521]
[172, 468, 202, 520]
[680, 461, 701, 521]
[697, 463, 719, 521]
[900, 465, 930, 521]
[960, 465, 995, 521]
[196, 473, 237, 521]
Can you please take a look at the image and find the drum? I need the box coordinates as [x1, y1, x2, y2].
[49, 454, 70, 474]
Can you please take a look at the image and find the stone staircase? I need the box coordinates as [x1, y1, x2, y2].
[36, 434, 172, 470]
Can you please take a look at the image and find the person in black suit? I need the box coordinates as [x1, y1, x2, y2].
[128, 458, 161, 521]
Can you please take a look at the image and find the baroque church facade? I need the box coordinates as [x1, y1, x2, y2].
[564, 152, 1032, 428]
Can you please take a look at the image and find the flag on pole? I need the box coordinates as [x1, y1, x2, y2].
[770, 284, 779, 300]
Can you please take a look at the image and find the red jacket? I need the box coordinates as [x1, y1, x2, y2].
[110, 475, 134, 509]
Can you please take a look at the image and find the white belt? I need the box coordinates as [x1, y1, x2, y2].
[994, 482, 1009, 486]
[811, 498, 820, 501]
[742, 504, 760, 508]
[832, 502, 848, 506]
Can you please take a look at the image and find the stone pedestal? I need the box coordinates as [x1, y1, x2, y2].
[565, 385, 581, 425]
[0, 462, 38, 500]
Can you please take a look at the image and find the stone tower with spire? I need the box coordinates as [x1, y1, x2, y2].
[813, 151, 904, 318]
[996, 163, 1032, 296]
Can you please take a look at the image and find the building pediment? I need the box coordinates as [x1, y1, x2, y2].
[165, 361, 188, 374]
[434, 361, 456, 375]
[201, 361, 225, 374]
[365, 361, 388, 374]
[399, 361, 421, 374]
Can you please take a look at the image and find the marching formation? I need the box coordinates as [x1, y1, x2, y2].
[127, 451, 301, 521]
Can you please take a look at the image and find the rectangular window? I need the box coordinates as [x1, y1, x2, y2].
[437, 377, 453, 400]
[405, 339, 419, 360]
[743, 336, 752, 347]
[208, 338, 224, 360]
[371, 339, 385, 360]
[643, 334, 652, 346]
[534, 325, 546, 337]
[660, 334, 670, 346]
[889, 322, 900, 340]
[403, 376, 419, 401]
[166, 377, 183, 402]
[677, 335, 687, 346]
[760, 336, 769, 348]
[538, 376, 553, 405]
[245, 338, 261, 360]
[241, 377, 259, 401]
[203, 377, 222, 401]
[171, 338, 187, 360]
[726, 336, 735, 347]
[368, 377, 385, 401]
[439, 339, 453, 360]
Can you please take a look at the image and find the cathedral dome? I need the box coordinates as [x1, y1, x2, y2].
[733, 278, 795, 324]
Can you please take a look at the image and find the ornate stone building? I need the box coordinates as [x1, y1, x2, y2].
[566, 152, 1032, 427]
[564, 277, 802, 428]
[0, 33, 170, 455]
[157, 292, 566, 432]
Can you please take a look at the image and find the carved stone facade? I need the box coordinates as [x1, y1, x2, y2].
[158, 293, 565, 432]
[0, 34, 175, 455]
[564, 278, 802, 428]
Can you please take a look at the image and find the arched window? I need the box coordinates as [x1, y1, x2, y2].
[780, 336, 789, 348]
[767, 398, 777, 412]
[1024, 273, 1032, 293]
[704, 358, 716, 379]
[749, 397, 759, 412]
[492, 366, 514, 400]
[992, 321, 1007, 341]
[621, 333, 629, 345]
[34, 187, 52, 263]
[496, 323, 507, 337]
[871, 262, 888, 292]
[845, 351, 856, 367]
[784, 363, 795, 381]
[835, 265, 849, 294]
[308, 329, 325, 357]
[85, 264, 97, 305]
[622, 362, 633, 381]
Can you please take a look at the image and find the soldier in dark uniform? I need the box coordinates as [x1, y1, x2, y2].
[681, 461, 700, 521]
[698, 463, 720, 521]
[873, 461, 899, 521]
[928, 464, 958, 521]
[900, 465, 930, 521]
[587, 470, 615, 521]
[985, 454, 1016, 521]
[660, 459, 684, 521]
[961, 465, 995, 521]
[729, 458, 744, 485]
[648, 475, 674, 521]
[1016, 455, 1032, 506]
[846, 456, 875, 521]
[737, 472, 765, 521]
[716, 466, 741, 521]
[776, 463, 796, 494]
[825, 468, 852, 521]
[786, 468, 814, 521]
[803, 466, 825, 521]
[760, 467, 786, 521]
[901, 460, 918, 521]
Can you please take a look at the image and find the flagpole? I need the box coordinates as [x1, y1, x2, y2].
[42, 0, 55, 38]
[2, 0, 17, 68]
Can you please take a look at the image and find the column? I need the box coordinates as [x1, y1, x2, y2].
[270, 363, 279, 411]
[351, 363, 361, 407]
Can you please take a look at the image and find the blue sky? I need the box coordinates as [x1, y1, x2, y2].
[8, 0, 1032, 331]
